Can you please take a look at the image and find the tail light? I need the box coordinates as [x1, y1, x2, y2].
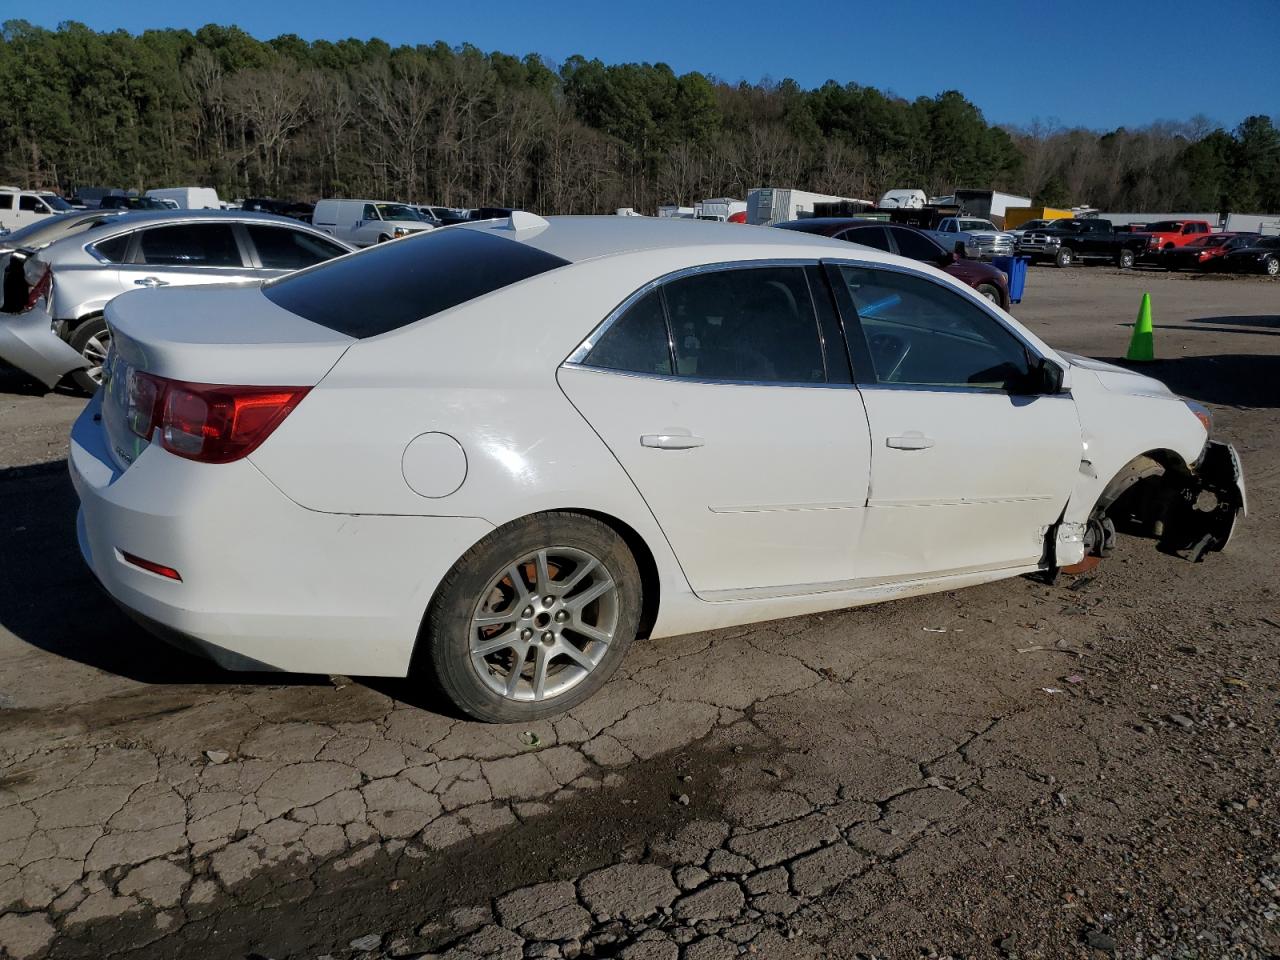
[125, 372, 309, 464]
[24, 262, 51, 311]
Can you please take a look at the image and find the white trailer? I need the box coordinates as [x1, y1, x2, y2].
[144, 187, 222, 210]
[878, 188, 927, 209]
[746, 188, 870, 226]
[954, 189, 1032, 224]
[694, 197, 747, 221]
[657, 205, 696, 219]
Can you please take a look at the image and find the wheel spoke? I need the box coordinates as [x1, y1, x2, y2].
[531, 645, 550, 700]
[534, 549, 552, 595]
[505, 564, 530, 604]
[505, 647, 529, 697]
[568, 617, 612, 645]
[566, 576, 613, 611]
[555, 642, 595, 671]
[473, 610, 518, 628]
[473, 633, 518, 657]
[559, 557, 598, 593]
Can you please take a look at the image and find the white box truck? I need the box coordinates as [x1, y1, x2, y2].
[954, 189, 1032, 225]
[746, 188, 868, 226]
[144, 187, 222, 210]
[695, 197, 747, 221]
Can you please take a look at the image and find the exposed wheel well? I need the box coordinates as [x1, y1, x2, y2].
[1095, 448, 1193, 515]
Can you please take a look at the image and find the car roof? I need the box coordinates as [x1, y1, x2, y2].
[36, 210, 344, 258]
[458, 215, 859, 264]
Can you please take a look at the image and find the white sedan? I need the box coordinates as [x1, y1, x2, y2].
[69, 215, 1246, 722]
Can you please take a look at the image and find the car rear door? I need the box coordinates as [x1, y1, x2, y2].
[242, 224, 350, 278]
[116, 222, 260, 291]
[827, 261, 1081, 580]
[558, 262, 873, 599]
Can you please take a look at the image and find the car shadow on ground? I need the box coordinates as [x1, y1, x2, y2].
[1099, 351, 1280, 409]
[1188, 314, 1280, 331]
[0, 461, 323, 689]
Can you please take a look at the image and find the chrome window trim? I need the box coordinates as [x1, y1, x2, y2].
[560, 363, 859, 391]
[565, 257, 821, 367]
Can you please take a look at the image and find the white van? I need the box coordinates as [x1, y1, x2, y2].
[144, 187, 221, 210]
[0, 187, 74, 232]
[312, 199, 434, 248]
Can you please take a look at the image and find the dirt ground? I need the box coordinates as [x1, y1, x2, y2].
[0, 265, 1276, 960]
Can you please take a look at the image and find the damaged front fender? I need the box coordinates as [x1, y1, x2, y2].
[1110, 441, 1246, 562]
[0, 301, 88, 389]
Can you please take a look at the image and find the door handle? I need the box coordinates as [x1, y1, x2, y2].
[134, 277, 168, 287]
[886, 432, 935, 450]
[641, 433, 705, 450]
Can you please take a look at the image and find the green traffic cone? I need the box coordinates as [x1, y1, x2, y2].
[1127, 293, 1155, 362]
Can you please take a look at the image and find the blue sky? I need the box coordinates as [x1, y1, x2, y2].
[18, 0, 1279, 131]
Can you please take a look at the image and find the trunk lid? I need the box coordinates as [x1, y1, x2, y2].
[101, 284, 354, 471]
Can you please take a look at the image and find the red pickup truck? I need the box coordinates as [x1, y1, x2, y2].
[1138, 220, 1215, 253]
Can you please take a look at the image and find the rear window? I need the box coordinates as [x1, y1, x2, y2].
[262, 227, 570, 338]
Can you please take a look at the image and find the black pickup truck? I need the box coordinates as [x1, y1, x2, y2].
[1017, 218, 1150, 268]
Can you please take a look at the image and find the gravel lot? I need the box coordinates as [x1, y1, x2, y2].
[0, 266, 1276, 960]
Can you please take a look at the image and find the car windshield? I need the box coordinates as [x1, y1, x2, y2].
[959, 220, 993, 231]
[375, 203, 422, 222]
[40, 194, 73, 211]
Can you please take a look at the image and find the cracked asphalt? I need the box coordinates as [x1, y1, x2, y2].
[0, 268, 1277, 960]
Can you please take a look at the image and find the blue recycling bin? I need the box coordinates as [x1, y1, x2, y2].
[991, 255, 1030, 304]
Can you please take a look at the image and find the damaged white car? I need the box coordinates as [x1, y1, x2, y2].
[69, 215, 1245, 723]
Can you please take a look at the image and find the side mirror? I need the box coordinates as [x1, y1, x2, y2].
[1032, 356, 1064, 395]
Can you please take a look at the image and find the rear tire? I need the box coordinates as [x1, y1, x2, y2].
[422, 512, 641, 723]
[68, 315, 109, 395]
[1054, 246, 1074, 268]
[1264, 255, 1279, 277]
[1117, 248, 1136, 269]
[975, 282, 1002, 306]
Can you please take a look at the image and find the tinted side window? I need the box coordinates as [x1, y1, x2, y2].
[836, 266, 1031, 391]
[19, 196, 45, 212]
[663, 267, 825, 383]
[0, 195, 12, 210]
[362, 204, 378, 220]
[583, 289, 672, 376]
[890, 227, 945, 262]
[248, 226, 347, 270]
[92, 234, 131, 263]
[137, 224, 243, 267]
[841, 226, 891, 252]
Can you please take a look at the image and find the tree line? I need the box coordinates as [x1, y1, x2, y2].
[2, 20, 1278, 215]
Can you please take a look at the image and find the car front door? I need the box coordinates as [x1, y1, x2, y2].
[117, 222, 259, 291]
[558, 263, 873, 599]
[827, 262, 1081, 580]
[354, 204, 383, 246]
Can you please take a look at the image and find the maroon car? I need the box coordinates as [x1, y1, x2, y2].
[774, 218, 1011, 309]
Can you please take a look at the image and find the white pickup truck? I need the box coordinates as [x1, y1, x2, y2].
[934, 216, 1015, 260]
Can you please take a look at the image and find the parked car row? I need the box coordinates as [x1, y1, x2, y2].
[1018, 216, 1280, 274]
[0, 210, 352, 391]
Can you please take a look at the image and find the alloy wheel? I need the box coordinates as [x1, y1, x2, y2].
[81, 330, 111, 385]
[469, 547, 618, 702]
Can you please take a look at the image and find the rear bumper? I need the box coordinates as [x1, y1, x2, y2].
[0, 299, 86, 388]
[70, 395, 493, 676]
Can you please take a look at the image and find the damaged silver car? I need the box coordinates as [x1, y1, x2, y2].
[0, 210, 352, 393]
